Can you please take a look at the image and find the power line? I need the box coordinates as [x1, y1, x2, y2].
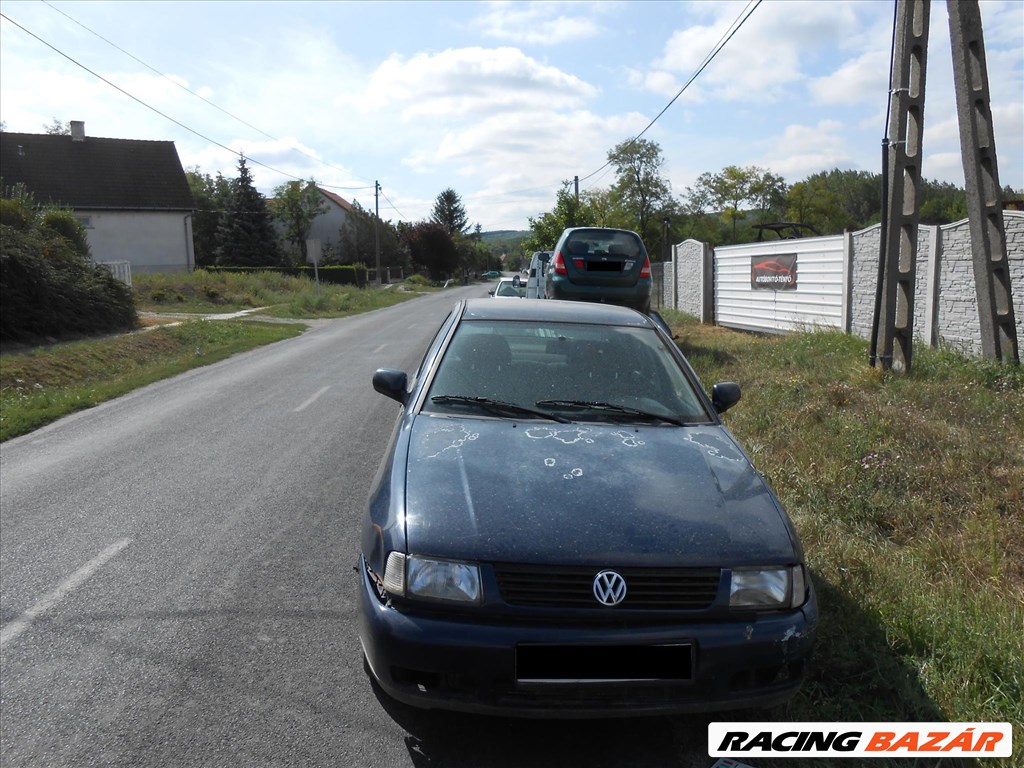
[579, 0, 762, 188]
[40, 0, 376, 187]
[0, 11, 373, 193]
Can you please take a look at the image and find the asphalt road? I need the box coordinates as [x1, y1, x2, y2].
[1, 285, 714, 768]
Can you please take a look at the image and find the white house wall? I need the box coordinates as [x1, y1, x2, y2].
[83, 211, 193, 274]
[714, 236, 847, 334]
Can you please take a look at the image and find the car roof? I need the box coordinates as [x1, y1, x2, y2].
[461, 298, 655, 327]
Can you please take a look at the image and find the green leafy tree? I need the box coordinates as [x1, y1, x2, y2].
[272, 180, 328, 264]
[43, 118, 70, 135]
[685, 165, 790, 242]
[431, 188, 469, 236]
[336, 201, 406, 271]
[919, 178, 968, 225]
[786, 169, 879, 234]
[607, 138, 674, 245]
[523, 181, 596, 253]
[214, 156, 280, 267]
[401, 221, 458, 281]
[186, 168, 232, 267]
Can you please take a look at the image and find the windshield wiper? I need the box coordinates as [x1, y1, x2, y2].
[431, 395, 571, 423]
[535, 399, 688, 426]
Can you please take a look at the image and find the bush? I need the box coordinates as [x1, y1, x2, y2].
[0, 210, 136, 342]
[0, 198, 34, 230]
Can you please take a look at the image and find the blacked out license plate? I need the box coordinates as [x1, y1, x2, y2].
[516, 643, 693, 682]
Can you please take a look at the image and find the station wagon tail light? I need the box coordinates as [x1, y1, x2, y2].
[552, 251, 568, 275]
[729, 565, 806, 609]
[640, 256, 652, 278]
[383, 552, 482, 603]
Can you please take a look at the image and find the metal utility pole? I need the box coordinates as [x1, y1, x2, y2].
[876, 0, 930, 373]
[947, 0, 1019, 363]
[374, 180, 381, 287]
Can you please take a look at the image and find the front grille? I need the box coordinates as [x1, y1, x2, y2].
[492, 564, 720, 610]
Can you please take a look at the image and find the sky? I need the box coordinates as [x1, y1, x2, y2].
[1, 0, 1021, 232]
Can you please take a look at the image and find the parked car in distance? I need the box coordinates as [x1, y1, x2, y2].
[489, 277, 526, 298]
[481, 270, 501, 280]
[525, 250, 550, 299]
[545, 228, 652, 314]
[358, 298, 817, 718]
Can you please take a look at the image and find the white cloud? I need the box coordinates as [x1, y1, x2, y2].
[809, 50, 890, 106]
[757, 120, 859, 180]
[351, 47, 597, 120]
[472, 1, 604, 45]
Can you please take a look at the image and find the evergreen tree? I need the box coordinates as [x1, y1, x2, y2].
[431, 188, 469, 236]
[214, 156, 280, 267]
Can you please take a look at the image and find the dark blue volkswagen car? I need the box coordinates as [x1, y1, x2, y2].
[357, 299, 816, 717]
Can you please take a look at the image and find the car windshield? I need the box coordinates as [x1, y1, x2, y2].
[495, 280, 525, 297]
[424, 320, 711, 424]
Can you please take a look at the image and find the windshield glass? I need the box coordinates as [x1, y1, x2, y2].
[424, 320, 711, 423]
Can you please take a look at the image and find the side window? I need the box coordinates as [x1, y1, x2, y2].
[409, 310, 456, 392]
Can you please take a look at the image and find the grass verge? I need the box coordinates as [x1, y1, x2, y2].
[0, 320, 303, 441]
[661, 310, 1022, 767]
[133, 269, 430, 317]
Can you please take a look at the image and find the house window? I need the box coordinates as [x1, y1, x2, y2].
[75, 215, 93, 229]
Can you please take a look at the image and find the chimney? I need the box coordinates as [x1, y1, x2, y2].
[70, 121, 85, 142]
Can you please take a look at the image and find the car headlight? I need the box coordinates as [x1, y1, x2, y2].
[383, 552, 481, 603]
[730, 565, 806, 609]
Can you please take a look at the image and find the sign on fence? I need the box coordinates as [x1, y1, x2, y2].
[751, 254, 798, 290]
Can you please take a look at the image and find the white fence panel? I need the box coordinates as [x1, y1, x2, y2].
[98, 260, 132, 287]
[715, 236, 846, 334]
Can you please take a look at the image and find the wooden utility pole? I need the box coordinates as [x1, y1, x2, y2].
[374, 180, 381, 287]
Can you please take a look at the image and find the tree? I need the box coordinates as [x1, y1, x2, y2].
[186, 168, 232, 267]
[685, 165, 790, 242]
[336, 201, 407, 270]
[214, 156, 280, 267]
[523, 181, 597, 253]
[431, 188, 469, 236]
[43, 118, 70, 135]
[401, 222, 458, 281]
[272, 180, 328, 264]
[785, 169, 879, 235]
[607, 138, 674, 246]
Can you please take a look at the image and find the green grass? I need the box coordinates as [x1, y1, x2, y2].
[133, 269, 429, 317]
[662, 310, 1023, 767]
[0, 320, 303, 441]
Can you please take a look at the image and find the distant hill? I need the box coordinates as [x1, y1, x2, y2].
[480, 230, 531, 269]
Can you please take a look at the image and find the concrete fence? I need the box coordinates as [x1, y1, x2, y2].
[663, 211, 1023, 358]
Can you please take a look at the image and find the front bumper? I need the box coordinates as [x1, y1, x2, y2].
[357, 557, 817, 718]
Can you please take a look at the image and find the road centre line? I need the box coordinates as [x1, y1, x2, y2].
[293, 386, 330, 412]
[0, 538, 133, 649]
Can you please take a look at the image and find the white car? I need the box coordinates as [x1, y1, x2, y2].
[489, 277, 526, 298]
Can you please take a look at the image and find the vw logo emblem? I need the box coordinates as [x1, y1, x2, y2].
[593, 570, 627, 606]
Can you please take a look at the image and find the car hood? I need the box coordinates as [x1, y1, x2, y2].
[403, 415, 798, 566]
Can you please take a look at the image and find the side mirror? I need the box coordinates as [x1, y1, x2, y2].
[488, 289, 495, 296]
[373, 368, 409, 404]
[711, 381, 741, 414]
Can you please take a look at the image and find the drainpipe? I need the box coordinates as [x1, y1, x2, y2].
[184, 214, 194, 272]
